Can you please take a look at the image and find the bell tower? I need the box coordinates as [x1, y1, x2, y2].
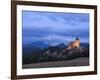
[75, 38, 80, 48]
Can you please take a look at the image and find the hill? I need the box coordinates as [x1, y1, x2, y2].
[22, 42, 89, 64]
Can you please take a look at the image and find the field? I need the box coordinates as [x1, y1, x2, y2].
[23, 57, 89, 69]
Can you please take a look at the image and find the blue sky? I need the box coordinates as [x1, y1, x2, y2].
[22, 11, 89, 46]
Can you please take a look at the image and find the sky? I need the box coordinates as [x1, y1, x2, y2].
[22, 11, 89, 46]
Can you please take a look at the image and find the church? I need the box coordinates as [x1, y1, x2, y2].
[67, 38, 80, 49]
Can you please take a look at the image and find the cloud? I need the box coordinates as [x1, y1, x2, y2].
[22, 11, 89, 45]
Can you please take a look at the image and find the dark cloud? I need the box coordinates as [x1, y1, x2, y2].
[22, 11, 89, 45]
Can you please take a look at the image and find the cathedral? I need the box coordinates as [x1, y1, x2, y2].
[67, 38, 80, 49]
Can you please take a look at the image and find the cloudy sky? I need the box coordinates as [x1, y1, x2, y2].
[22, 11, 89, 46]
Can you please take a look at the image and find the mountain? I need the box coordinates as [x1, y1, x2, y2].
[55, 43, 67, 49]
[23, 45, 41, 55]
[30, 41, 50, 49]
[80, 43, 89, 48]
[23, 41, 50, 55]
[23, 42, 89, 64]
